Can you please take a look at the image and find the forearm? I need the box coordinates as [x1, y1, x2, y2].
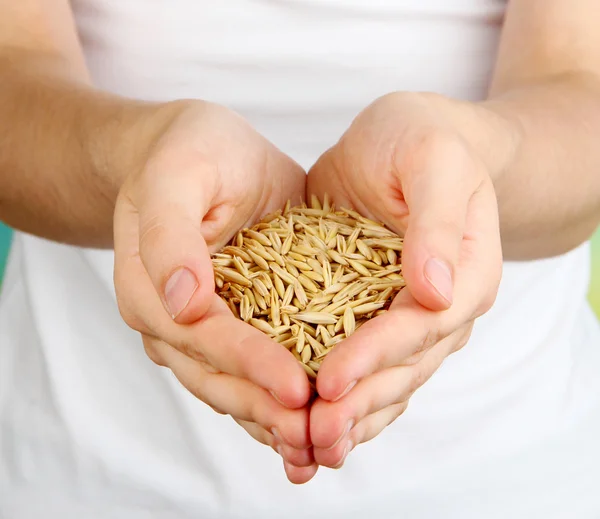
[453, 0, 600, 260]
[426, 74, 600, 260]
[486, 74, 600, 259]
[0, 49, 182, 248]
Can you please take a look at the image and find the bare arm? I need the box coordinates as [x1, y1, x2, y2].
[428, 0, 600, 260]
[0, 0, 182, 247]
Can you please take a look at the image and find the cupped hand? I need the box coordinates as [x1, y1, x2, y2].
[306, 92, 503, 469]
[113, 101, 316, 483]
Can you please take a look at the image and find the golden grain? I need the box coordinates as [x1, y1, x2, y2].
[211, 196, 404, 380]
[250, 318, 275, 335]
[294, 312, 338, 325]
[303, 271, 325, 283]
[293, 280, 308, 308]
[215, 267, 253, 288]
[343, 306, 356, 337]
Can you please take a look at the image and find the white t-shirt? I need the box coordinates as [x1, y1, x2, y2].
[2, 1, 600, 518]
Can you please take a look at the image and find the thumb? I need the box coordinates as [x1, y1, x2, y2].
[136, 171, 216, 325]
[399, 136, 480, 311]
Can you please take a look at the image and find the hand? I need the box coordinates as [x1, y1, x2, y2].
[306, 92, 503, 468]
[113, 101, 317, 483]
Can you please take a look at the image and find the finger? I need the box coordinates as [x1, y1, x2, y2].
[350, 401, 409, 447]
[116, 268, 311, 410]
[315, 294, 456, 401]
[232, 419, 315, 468]
[313, 402, 409, 468]
[156, 339, 311, 449]
[114, 193, 159, 336]
[396, 132, 485, 311]
[232, 421, 318, 486]
[128, 155, 218, 325]
[114, 184, 214, 329]
[183, 299, 312, 409]
[315, 173, 499, 400]
[114, 214, 210, 344]
[283, 460, 319, 485]
[311, 326, 468, 450]
[232, 418, 274, 448]
[457, 180, 503, 317]
[316, 245, 491, 401]
[278, 445, 315, 468]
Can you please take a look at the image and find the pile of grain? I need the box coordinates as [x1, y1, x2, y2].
[211, 195, 405, 380]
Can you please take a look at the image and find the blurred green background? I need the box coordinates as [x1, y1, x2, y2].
[1, 223, 600, 318]
[0, 224, 10, 285]
[592, 233, 600, 316]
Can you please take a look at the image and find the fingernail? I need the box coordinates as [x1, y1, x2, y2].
[326, 419, 354, 451]
[333, 439, 353, 469]
[276, 444, 284, 458]
[164, 267, 198, 319]
[333, 380, 357, 402]
[269, 390, 285, 406]
[424, 258, 453, 305]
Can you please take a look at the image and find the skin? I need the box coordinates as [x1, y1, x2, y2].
[306, 0, 600, 471]
[0, 0, 316, 483]
[114, 102, 317, 483]
[1, 0, 600, 486]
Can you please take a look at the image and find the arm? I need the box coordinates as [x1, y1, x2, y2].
[1, 1, 316, 483]
[304, 0, 600, 469]
[0, 0, 182, 247]
[432, 0, 600, 260]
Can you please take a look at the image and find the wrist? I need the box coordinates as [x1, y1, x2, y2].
[84, 96, 191, 200]
[473, 99, 524, 185]
[409, 91, 522, 185]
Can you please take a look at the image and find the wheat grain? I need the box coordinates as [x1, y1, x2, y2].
[294, 312, 337, 325]
[250, 318, 275, 335]
[353, 301, 386, 316]
[211, 195, 405, 383]
[301, 344, 312, 363]
[343, 306, 356, 337]
[301, 363, 318, 378]
[293, 280, 308, 308]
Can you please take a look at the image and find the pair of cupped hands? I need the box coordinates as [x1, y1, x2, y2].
[113, 92, 503, 484]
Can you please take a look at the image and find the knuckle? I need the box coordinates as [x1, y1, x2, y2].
[164, 358, 216, 407]
[390, 401, 409, 425]
[408, 366, 428, 395]
[248, 397, 268, 428]
[452, 334, 470, 354]
[475, 272, 501, 316]
[402, 349, 428, 366]
[383, 402, 408, 429]
[476, 290, 498, 316]
[113, 264, 147, 332]
[453, 323, 475, 353]
[115, 294, 144, 332]
[417, 327, 441, 354]
[142, 337, 166, 367]
[208, 404, 228, 416]
[176, 338, 212, 366]
[184, 373, 211, 405]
